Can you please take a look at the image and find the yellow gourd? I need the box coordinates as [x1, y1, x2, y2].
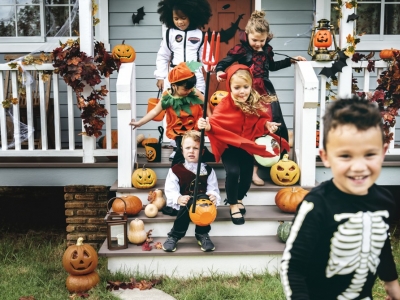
[147, 189, 166, 210]
[128, 218, 147, 245]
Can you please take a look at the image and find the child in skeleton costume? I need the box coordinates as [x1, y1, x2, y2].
[215, 10, 306, 186]
[162, 130, 221, 252]
[130, 62, 214, 166]
[155, 0, 212, 94]
[280, 97, 400, 300]
[198, 64, 289, 226]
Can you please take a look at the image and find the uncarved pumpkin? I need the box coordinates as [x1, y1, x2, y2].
[380, 49, 397, 60]
[97, 130, 118, 161]
[275, 187, 309, 213]
[128, 218, 147, 244]
[270, 154, 300, 186]
[277, 221, 292, 243]
[112, 40, 136, 63]
[62, 237, 98, 276]
[189, 195, 217, 227]
[66, 271, 100, 293]
[132, 165, 157, 189]
[141, 137, 158, 147]
[112, 195, 142, 216]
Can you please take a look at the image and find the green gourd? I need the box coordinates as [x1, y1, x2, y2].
[277, 221, 292, 243]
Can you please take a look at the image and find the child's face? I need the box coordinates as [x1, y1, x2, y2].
[319, 124, 387, 196]
[181, 137, 200, 163]
[230, 74, 251, 103]
[172, 85, 193, 97]
[248, 31, 268, 52]
[173, 10, 189, 31]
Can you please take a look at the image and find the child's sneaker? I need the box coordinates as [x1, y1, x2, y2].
[162, 236, 178, 252]
[195, 233, 215, 252]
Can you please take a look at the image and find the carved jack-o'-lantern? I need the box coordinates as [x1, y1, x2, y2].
[112, 40, 136, 63]
[189, 195, 217, 226]
[270, 154, 300, 186]
[254, 135, 280, 167]
[314, 29, 332, 48]
[145, 144, 157, 161]
[210, 90, 228, 111]
[62, 237, 98, 276]
[132, 165, 157, 189]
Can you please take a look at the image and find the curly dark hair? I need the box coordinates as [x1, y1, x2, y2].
[322, 96, 384, 150]
[157, 0, 212, 29]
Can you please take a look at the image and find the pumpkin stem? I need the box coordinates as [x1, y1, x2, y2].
[122, 40, 125, 44]
[77, 237, 84, 246]
[282, 154, 289, 161]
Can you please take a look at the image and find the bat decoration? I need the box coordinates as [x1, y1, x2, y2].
[132, 7, 145, 25]
[222, 4, 231, 10]
[207, 14, 245, 44]
[319, 50, 348, 78]
[347, 13, 359, 23]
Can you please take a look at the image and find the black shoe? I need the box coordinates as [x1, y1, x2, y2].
[237, 202, 246, 215]
[230, 210, 245, 225]
[162, 236, 178, 252]
[195, 233, 215, 252]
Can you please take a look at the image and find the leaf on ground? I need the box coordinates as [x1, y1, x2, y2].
[142, 241, 152, 251]
[68, 292, 89, 299]
[106, 277, 161, 291]
[154, 242, 163, 249]
[19, 297, 36, 300]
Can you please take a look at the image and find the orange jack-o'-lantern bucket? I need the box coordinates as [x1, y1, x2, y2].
[144, 126, 163, 162]
[147, 90, 166, 122]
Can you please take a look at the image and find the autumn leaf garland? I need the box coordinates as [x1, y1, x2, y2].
[52, 38, 120, 137]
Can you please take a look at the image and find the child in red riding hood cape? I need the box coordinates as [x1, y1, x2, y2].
[198, 64, 289, 225]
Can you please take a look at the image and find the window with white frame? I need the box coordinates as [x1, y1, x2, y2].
[0, 0, 78, 43]
[330, 0, 400, 46]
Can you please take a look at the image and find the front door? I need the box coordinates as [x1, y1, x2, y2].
[204, 0, 254, 96]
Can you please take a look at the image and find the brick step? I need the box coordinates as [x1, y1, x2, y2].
[98, 235, 285, 277]
[125, 205, 294, 237]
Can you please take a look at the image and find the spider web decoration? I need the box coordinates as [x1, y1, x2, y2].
[4, 107, 34, 149]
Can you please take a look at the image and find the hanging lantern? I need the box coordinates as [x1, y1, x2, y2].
[308, 19, 338, 61]
[105, 197, 128, 250]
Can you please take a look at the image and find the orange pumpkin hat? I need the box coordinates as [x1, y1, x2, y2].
[168, 62, 195, 84]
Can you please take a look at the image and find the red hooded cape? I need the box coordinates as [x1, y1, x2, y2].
[206, 64, 289, 162]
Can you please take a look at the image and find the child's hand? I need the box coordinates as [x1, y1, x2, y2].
[207, 193, 217, 205]
[129, 119, 141, 130]
[216, 71, 226, 82]
[178, 195, 191, 206]
[266, 121, 281, 133]
[197, 117, 211, 131]
[291, 56, 307, 63]
[156, 79, 164, 91]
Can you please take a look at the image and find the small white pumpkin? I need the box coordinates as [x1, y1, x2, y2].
[144, 203, 158, 218]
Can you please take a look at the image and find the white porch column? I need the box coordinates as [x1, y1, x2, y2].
[116, 63, 136, 188]
[337, 5, 355, 99]
[79, 0, 96, 163]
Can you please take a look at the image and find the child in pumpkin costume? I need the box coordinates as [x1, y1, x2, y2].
[198, 64, 289, 225]
[130, 61, 214, 166]
[162, 130, 221, 252]
[215, 10, 306, 186]
[280, 97, 400, 299]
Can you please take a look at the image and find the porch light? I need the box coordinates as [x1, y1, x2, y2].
[105, 197, 128, 250]
[308, 19, 338, 61]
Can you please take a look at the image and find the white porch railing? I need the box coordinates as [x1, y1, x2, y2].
[294, 60, 400, 187]
[0, 63, 117, 162]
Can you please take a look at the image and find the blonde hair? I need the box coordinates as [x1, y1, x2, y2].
[181, 130, 201, 145]
[229, 69, 266, 115]
[245, 10, 273, 41]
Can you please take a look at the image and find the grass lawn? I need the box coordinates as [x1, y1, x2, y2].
[0, 227, 399, 300]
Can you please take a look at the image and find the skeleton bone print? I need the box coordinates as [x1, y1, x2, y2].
[326, 210, 389, 300]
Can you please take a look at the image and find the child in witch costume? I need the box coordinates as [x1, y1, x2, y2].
[215, 10, 306, 186]
[155, 0, 212, 94]
[198, 64, 289, 225]
[162, 130, 221, 252]
[130, 61, 214, 166]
